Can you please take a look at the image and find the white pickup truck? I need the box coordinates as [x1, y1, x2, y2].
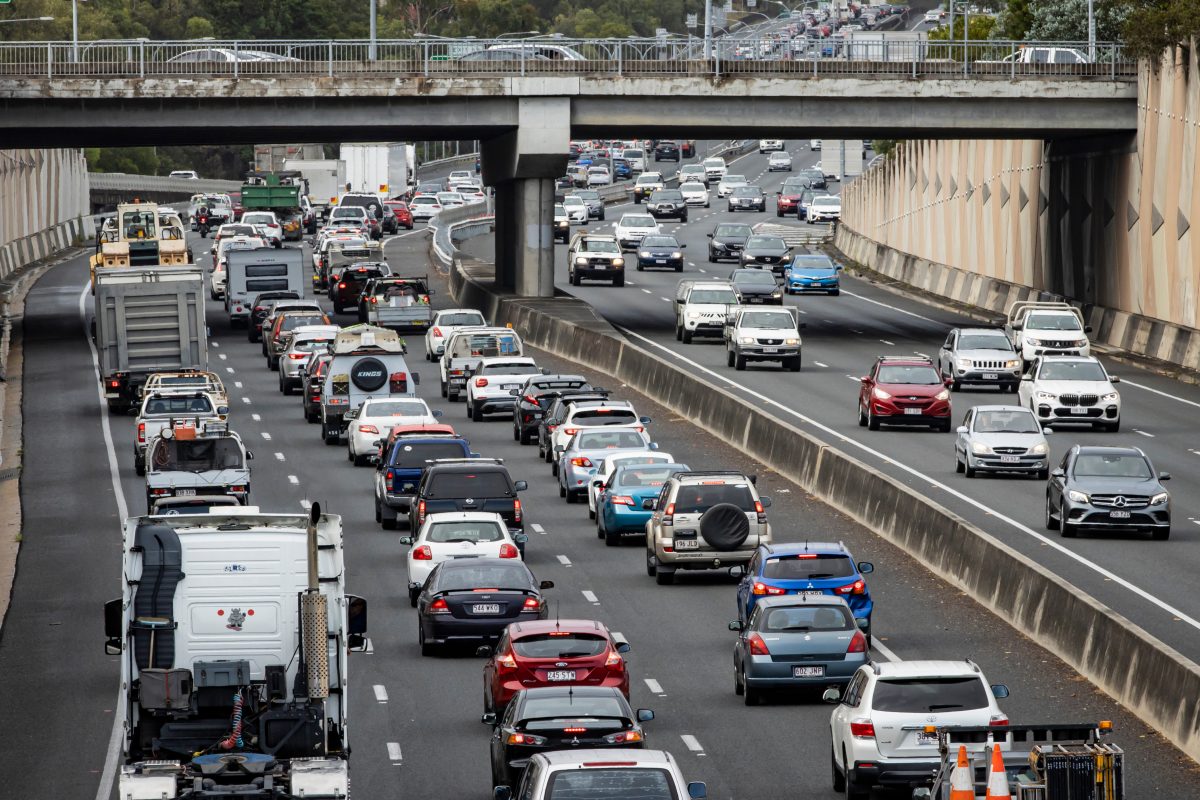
[1004, 301, 1092, 364]
[439, 327, 525, 402]
[133, 390, 226, 476]
[464, 356, 545, 420]
[723, 306, 805, 371]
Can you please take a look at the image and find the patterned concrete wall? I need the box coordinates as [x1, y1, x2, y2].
[0, 148, 92, 281]
[841, 46, 1200, 371]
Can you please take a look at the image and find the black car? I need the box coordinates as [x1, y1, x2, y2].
[1046, 445, 1171, 540]
[302, 352, 332, 423]
[329, 262, 390, 313]
[730, 269, 784, 305]
[707, 222, 754, 263]
[512, 374, 592, 445]
[653, 140, 680, 162]
[485, 686, 653, 789]
[801, 167, 827, 190]
[247, 290, 301, 343]
[645, 190, 688, 222]
[407, 459, 529, 532]
[416, 559, 553, 655]
[727, 185, 767, 212]
[739, 234, 792, 274]
[536, 391, 611, 462]
[636, 234, 686, 272]
[574, 189, 605, 220]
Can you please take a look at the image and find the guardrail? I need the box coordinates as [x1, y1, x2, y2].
[0, 38, 1135, 80]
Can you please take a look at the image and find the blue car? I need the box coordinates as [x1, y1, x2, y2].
[736, 542, 874, 637]
[596, 463, 690, 546]
[612, 159, 633, 181]
[784, 254, 842, 296]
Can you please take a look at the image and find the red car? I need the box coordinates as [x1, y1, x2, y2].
[776, 178, 809, 217]
[386, 200, 414, 230]
[483, 619, 631, 714]
[858, 356, 952, 431]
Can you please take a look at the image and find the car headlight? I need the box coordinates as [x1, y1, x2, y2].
[671, 251, 682, 259]
[639, 251, 650, 258]
[739, 336, 755, 345]
[873, 387, 892, 400]
[1067, 489, 1090, 504]
[958, 359, 973, 369]
[784, 338, 800, 346]
[771, 291, 782, 297]
[613, 258, 624, 267]
[1025, 337, 1043, 346]
[1151, 491, 1170, 505]
[935, 389, 950, 401]
[687, 311, 701, 319]
[1005, 359, 1021, 369]
[1030, 442, 1049, 455]
[574, 257, 589, 265]
[1035, 391, 1056, 400]
[970, 441, 992, 455]
[1101, 392, 1119, 402]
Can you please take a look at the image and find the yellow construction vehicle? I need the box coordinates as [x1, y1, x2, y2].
[90, 202, 191, 290]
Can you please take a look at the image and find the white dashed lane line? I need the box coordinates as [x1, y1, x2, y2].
[582, 590, 599, 604]
[373, 685, 389, 704]
[234, 381, 243, 388]
[225, 367, 235, 374]
[261, 432, 272, 440]
[274, 452, 286, 461]
[241, 397, 252, 404]
[645, 678, 666, 696]
[531, 523, 546, 534]
[814, 361, 829, 368]
[387, 742, 402, 764]
[642, 289, 652, 294]
[218, 353, 227, 360]
[288, 475, 299, 484]
[557, 555, 572, 567]
[251, 413, 262, 422]
[681, 734, 705, 755]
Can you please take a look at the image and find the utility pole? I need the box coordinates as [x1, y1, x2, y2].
[703, 0, 713, 59]
[1087, 0, 1096, 61]
[369, 0, 378, 60]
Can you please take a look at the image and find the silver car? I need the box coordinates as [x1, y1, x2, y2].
[954, 405, 1050, 479]
[556, 427, 654, 504]
[278, 325, 338, 394]
[938, 327, 1023, 392]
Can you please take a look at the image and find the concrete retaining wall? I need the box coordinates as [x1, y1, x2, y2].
[1, 148, 92, 282]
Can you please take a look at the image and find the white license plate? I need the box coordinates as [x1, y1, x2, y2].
[793, 665, 825, 678]
[546, 670, 576, 681]
[1000, 456, 1020, 464]
[1110, 510, 1131, 519]
[917, 732, 938, 746]
[656, 259, 667, 264]
[502, 384, 519, 390]
[674, 539, 699, 550]
[1070, 407, 1089, 415]
[762, 347, 778, 353]
[800, 590, 826, 597]
[472, 604, 501, 615]
[983, 372, 999, 380]
[903, 408, 923, 415]
[175, 488, 197, 497]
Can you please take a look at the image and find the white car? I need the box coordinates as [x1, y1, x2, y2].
[400, 512, 524, 606]
[464, 356, 544, 421]
[924, 9, 943, 23]
[827, 660, 1010, 798]
[169, 170, 199, 180]
[679, 164, 707, 184]
[548, 400, 649, 468]
[562, 195, 590, 224]
[1017, 355, 1122, 432]
[614, 213, 662, 251]
[346, 397, 440, 465]
[679, 181, 711, 208]
[447, 170, 475, 190]
[327, 205, 370, 230]
[506, 750, 705, 800]
[808, 194, 842, 222]
[703, 157, 728, 184]
[436, 192, 466, 209]
[717, 174, 749, 198]
[954, 405, 1051, 479]
[209, 259, 227, 300]
[809, 139, 822, 150]
[278, 324, 339, 394]
[758, 139, 784, 152]
[586, 451, 676, 519]
[409, 195, 443, 221]
[767, 152, 793, 171]
[587, 166, 612, 187]
[240, 211, 283, 248]
[424, 307, 487, 361]
[457, 184, 486, 203]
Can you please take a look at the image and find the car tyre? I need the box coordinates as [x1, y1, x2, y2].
[605, 527, 621, 547]
[566, 489, 582, 504]
[419, 626, 435, 657]
[831, 748, 846, 793]
[1036, 467, 1049, 480]
[964, 458, 976, 478]
[734, 667, 744, 696]
[588, 504, 596, 520]
[1061, 519, 1078, 538]
[1152, 527, 1171, 541]
[558, 482, 566, 498]
[845, 754, 870, 800]
[655, 568, 675, 586]
[867, 406, 880, 431]
[646, 553, 657, 577]
[675, 263, 683, 272]
[858, 403, 867, 427]
[726, 350, 735, 368]
[734, 353, 747, 371]
[466, 402, 474, 419]
[613, 276, 624, 288]
[675, 323, 683, 341]
[788, 356, 801, 372]
[955, 452, 965, 473]
[742, 669, 760, 706]
[637, 263, 644, 271]
[951, 378, 961, 392]
[682, 329, 693, 344]
[1045, 496, 1060, 530]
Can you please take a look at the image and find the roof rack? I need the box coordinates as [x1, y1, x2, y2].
[877, 354, 933, 363]
[676, 470, 757, 484]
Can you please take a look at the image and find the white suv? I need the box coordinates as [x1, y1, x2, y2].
[826, 660, 1010, 798]
[1017, 355, 1121, 432]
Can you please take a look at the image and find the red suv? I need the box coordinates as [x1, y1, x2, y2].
[857, 356, 952, 431]
[483, 619, 631, 714]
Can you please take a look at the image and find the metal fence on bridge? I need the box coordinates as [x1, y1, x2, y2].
[0, 38, 1135, 81]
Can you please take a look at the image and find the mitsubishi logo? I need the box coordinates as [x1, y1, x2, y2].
[1112, 496, 1127, 508]
[806, 582, 815, 589]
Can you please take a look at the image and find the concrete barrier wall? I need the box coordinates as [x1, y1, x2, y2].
[1, 148, 92, 283]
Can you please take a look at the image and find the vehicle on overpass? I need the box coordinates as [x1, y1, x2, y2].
[104, 505, 368, 800]
[90, 202, 191, 290]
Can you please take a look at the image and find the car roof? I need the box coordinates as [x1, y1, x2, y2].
[1071, 445, 1146, 457]
[956, 327, 1008, 336]
[875, 357, 935, 367]
[426, 461, 510, 474]
[873, 660, 984, 679]
[515, 686, 627, 703]
[509, 618, 611, 637]
[756, 594, 852, 609]
[972, 404, 1035, 414]
[761, 541, 851, 557]
[423, 511, 506, 523]
[436, 556, 526, 571]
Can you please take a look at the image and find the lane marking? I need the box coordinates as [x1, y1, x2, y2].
[252, 413, 262, 422]
[642, 289, 652, 294]
[211, 341, 220, 348]
[1135, 430, 1155, 438]
[681, 734, 705, 754]
[225, 367, 235, 374]
[373, 685, 389, 704]
[841, 288, 941, 324]
[1120, 378, 1200, 410]
[613, 323, 1200, 635]
[879, 339, 895, 346]
[241, 396, 252, 404]
[814, 361, 829, 368]
[387, 742, 403, 763]
[261, 432, 272, 440]
[873, 638, 901, 663]
[582, 590, 599, 604]
[661, 297, 670, 302]
[300, 499, 313, 510]
[645, 678, 666, 695]
[234, 381, 243, 388]
[531, 523, 546, 534]
[274, 452, 286, 461]
[556, 554, 572, 567]
[288, 475, 300, 485]
[218, 353, 228, 360]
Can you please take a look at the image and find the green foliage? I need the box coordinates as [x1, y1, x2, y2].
[85, 146, 160, 175]
[872, 139, 898, 158]
[1119, 0, 1200, 59]
[929, 15, 996, 41]
[992, 0, 1035, 39]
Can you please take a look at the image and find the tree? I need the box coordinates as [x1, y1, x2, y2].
[1025, 0, 1130, 42]
[184, 16, 215, 39]
[991, 0, 1034, 40]
[929, 15, 996, 41]
[1120, 0, 1200, 59]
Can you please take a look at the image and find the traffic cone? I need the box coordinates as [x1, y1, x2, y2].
[948, 745, 974, 800]
[984, 743, 1011, 799]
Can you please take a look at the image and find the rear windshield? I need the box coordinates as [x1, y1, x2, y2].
[427, 471, 513, 498]
[438, 312, 486, 326]
[292, 337, 334, 353]
[761, 605, 854, 632]
[389, 441, 468, 467]
[763, 555, 856, 580]
[576, 430, 646, 450]
[615, 465, 686, 487]
[280, 315, 326, 331]
[144, 396, 214, 415]
[673, 483, 755, 513]
[436, 563, 531, 591]
[150, 376, 210, 388]
[479, 362, 540, 375]
[362, 400, 429, 417]
[871, 677, 990, 713]
[149, 438, 242, 471]
[521, 695, 627, 725]
[425, 520, 504, 543]
[573, 409, 637, 426]
[512, 633, 608, 659]
[546, 769, 675, 800]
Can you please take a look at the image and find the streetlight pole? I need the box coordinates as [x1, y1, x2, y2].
[369, 0, 377, 60]
[72, 0, 79, 62]
[703, 0, 713, 59]
[1087, 0, 1095, 61]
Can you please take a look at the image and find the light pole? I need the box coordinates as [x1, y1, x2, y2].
[1087, 0, 1095, 60]
[496, 30, 540, 39]
[369, 0, 377, 60]
[703, 0, 713, 59]
[0, 16, 54, 24]
[72, 0, 79, 61]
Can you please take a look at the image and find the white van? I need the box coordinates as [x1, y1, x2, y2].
[225, 248, 305, 326]
[623, 148, 647, 173]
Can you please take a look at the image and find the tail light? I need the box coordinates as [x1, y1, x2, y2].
[496, 649, 518, 672]
[288, 353, 307, 360]
[412, 545, 433, 560]
[989, 714, 1010, 727]
[836, 579, 866, 596]
[228, 485, 247, 494]
[850, 719, 876, 739]
[563, 427, 579, 436]
[506, 732, 546, 746]
[522, 394, 539, 405]
[522, 596, 542, 611]
[385, 468, 395, 490]
[570, 457, 593, 468]
[564, 727, 588, 734]
[610, 495, 635, 507]
[358, 424, 379, 434]
[754, 500, 768, 523]
[475, 377, 489, 388]
[431, 326, 443, 337]
[109, 379, 121, 388]
[603, 730, 643, 744]
[149, 488, 171, 497]
[428, 596, 449, 613]
[604, 648, 623, 667]
[338, 282, 346, 289]
[369, 296, 378, 304]
[747, 632, 770, 656]
[513, 498, 522, 523]
[389, 372, 408, 393]
[752, 582, 785, 596]
[662, 502, 675, 525]
[847, 630, 867, 653]
[137, 423, 146, 443]
[498, 543, 519, 559]
[418, 499, 426, 525]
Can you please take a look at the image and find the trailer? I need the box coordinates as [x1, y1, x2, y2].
[847, 30, 928, 61]
[283, 157, 347, 218]
[821, 140, 865, 181]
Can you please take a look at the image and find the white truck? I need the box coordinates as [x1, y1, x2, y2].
[104, 505, 368, 800]
[340, 142, 416, 198]
[283, 157, 347, 219]
[224, 248, 305, 328]
[821, 140, 865, 181]
[673, 280, 741, 343]
[1004, 300, 1092, 364]
[439, 327, 525, 402]
[143, 419, 252, 511]
[722, 306, 805, 371]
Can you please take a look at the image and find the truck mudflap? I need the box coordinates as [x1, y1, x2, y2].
[119, 756, 350, 799]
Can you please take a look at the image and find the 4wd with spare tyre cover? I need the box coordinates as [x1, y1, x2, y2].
[320, 324, 418, 445]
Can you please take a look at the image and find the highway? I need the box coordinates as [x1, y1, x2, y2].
[1, 211, 1198, 799]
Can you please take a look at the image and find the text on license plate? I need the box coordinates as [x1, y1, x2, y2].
[546, 670, 576, 681]
[675, 539, 699, 550]
[1070, 407, 1089, 415]
[175, 488, 197, 496]
[762, 347, 778, 353]
[1000, 456, 1020, 463]
[472, 604, 501, 614]
[656, 259, 667, 264]
[793, 665, 825, 678]
[983, 372, 999, 380]
[1110, 510, 1131, 519]
[903, 407, 923, 415]
[917, 732, 938, 745]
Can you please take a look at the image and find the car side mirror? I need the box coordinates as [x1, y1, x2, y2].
[1042, 427, 1053, 435]
[432, 409, 444, 418]
[681, 243, 687, 248]
[1084, 325, 1093, 333]
[642, 498, 658, 511]
[245, 450, 255, 460]
[636, 708, 655, 722]
[1109, 375, 1120, 383]
[706, 233, 714, 238]
[728, 620, 744, 631]
[836, 263, 844, 270]
[857, 561, 874, 574]
[943, 377, 953, 387]
[991, 683, 1010, 699]
[860, 376, 871, 384]
[956, 426, 968, 434]
[1159, 472, 1171, 481]
[481, 712, 497, 726]
[759, 496, 772, 508]
[1021, 374, 1033, 381]
[639, 416, 652, 425]
[822, 687, 842, 704]
[687, 782, 707, 800]
[398, 536, 414, 545]
[476, 645, 494, 657]
[539, 580, 555, 590]
[1051, 468, 1065, 478]
[514, 480, 528, 492]
[615, 641, 631, 654]
[648, 442, 659, 451]
[217, 405, 229, 416]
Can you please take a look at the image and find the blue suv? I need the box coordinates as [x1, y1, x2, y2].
[373, 436, 475, 529]
[736, 542, 875, 637]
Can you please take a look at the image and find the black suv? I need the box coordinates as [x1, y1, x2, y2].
[407, 459, 529, 532]
[536, 391, 611, 462]
[512, 374, 592, 445]
[646, 190, 688, 222]
[707, 222, 754, 263]
[302, 352, 332, 423]
[654, 141, 680, 162]
[1046, 445, 1171, 540]
[247, 290, 301, 343]
[329, 262, 390, 313]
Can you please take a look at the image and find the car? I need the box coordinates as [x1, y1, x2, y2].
[168, 169, 199, 180]
[385, 200, 414, 230]
[413, 180, 445, 197]
[586, 452, 675, 520]
[739, 235, 791, 273]
[857, 356, 953, 431]
[415, 558, 553, 655]
[673, 280, 741, 343]
[620, 147, 646, 173]
[826, 660, 1010, 797]
[631, 172, 666, 204]
[1008, 304, 1092, 363]
[736, 541, 874, 631]
[408, 195, 443, 221]
[556, 426, 655, 504]
[408, 459, 528, 533]
[723, 307, 803, 371]
[716, 174, 749, 198]
[731, 596, 869, 704]
[277, 324, 338, 395]
[373, 434, 472, 528]
[808, 194, 842, 222]
[679, 181, 710, 208]
[586, 166, 612, 187]
[681, 140, 696, 158]
[535, 390, 613, 462]
[596, 462, 690, 545]
[645, 189, 688, 222]
[938, 327, 1023, 392]
[466, 356, 545, 421]
[245, 291, 301, 343]
[801, 167, 828, 190]
[635, 234, 686, 272]
[679, 164, 707, 184]
[440, 326, 525, 401]
[784, 253, 843, 295]
[776, 177, 811, 217]
[954, 405, 1051, 479]
[436, 191, 466, 210]
[562, 195, 590, 224]
[357, 275, 434, 330]
[329, 262, 390, 314]
[767, 151, 793, 171]
[482, 620, 632, 715]
[653, 140, 680, 161]
[132, 391, 225, 475]
[614, 214, 661, 251]
[424, 307, 486, 362]
[264, 309, 331, 369]
[729, 268, 783, 305]
[301, 352, 332, 423]
[809, 138, 822, 150]
[644, 470, 773, 585]
[328, 204, 374, 235]
[727, 185, 767, 212]
[401, 512, 527, 605]
[345, 397, 439, 465]
[1017, 355, 1121, 431]
[571, 189, 605, 220]
[552, 204, 570, 243]
[457, 184, 486, 204]
[511, 374, 591, 445]
[240, 211, 283, 248]
[706, 222, 753, 263]
[703, 157, 727, 184]
[447, 170, 475, 190]
[758, 139, 784, 153]
[567, 232, 626, 287]
[924, 8, 942, 22]
[545, 399, 650, 466]
[494, 749, 707, 800]
[486, 687, 652, 789]
[142, 371, 227, 407]
[1045, 445, 1171, 540]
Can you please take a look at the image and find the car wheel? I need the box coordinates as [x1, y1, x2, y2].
[1101, 419, 1120, 433]
[1061, 518, 1078, 538]
[734, 353, 747, 371]
[705, 200, 710, 208]
[675, 264, 683, 272]
[558, 481, 566, 498]
[831, 748, 846, 793]
[734, 666, 744, 696]
[1037, 467, 1049, 480]
[604, 526, 621, 547]
[346, 447, 354, 462]
[845, 750, 870, 799]
[374, 500, 383, 523]
[439, 382, 447, 398]
[408, 587, 419, 608]
[419, 625, 435, 657]
[726, 349, 735, 368]
[788, 356, 801, 372]
[951, 379, 961, 392]
[955, 451, 965, 473]
[675, 323, 683, 341]
[512, 424, 521, 442]
[682, 329, 693, 344]
[333, 303, 343, 314]
[571, 271, 581, 286]
[134, 455, 145, 477]
[707, 254, 716, 263]
[552, 460, 559, 477]
[466, 402, 474, 419]
[867, 406, 880, 431]
[742, 669, 760, 706]
[938, 420, 952, 433]
[588, 503, 596, 520]
[829, 289, 840, 296]
[353, 453, 369, 467]
[777, 210, 784, 218]
[637, 263, 644, 271]
[655, 568, 675, 586]
[646, 553, 657, 577]
[858, 403, 867, 427]
[1045, 496, 1060, 530]
[613, 276, 624, 287]
[964, 458, 976, 478]
[1152, 527, 1171, 541]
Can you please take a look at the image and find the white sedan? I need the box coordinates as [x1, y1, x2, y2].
[346, 397, 440, 465]
[679, 181, 711, 208]
[614, 214, 662, 251]
[717, 174, 749, 198]
[436, 192, 466, 209]
[400, 511, 526, 606]
[767, 152, 793, 171]
[457, 184, 487, 204]
[241, 211, 283, 248]
[562, 195, 590, 224]
[424, 308, 487, 362]
[587, 451, 676, 519]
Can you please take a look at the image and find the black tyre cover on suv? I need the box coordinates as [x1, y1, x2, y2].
[351, 357, 388, 392]
[700, 503, 751, 551]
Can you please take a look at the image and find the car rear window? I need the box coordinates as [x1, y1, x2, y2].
[438, 312, 486, 327]
[673, 483, 755, 513]
[576, 430, 646, 450]
[427, 471, 513, 498]
[546, 769, 675, 800]
[390, 441, 468, 467]
[280, 314, 326, 332]
[871, 677, 989, 713]
[479, 362, 540, 375]
[363, 400, 429, 417]
[573, 409, 637, 426]
[522, 695, 627, 726]
[763, 555, 856, 580]
[761, 605, 853, 632]
[145, 397, 214, 415]
[436, 563, 531, 591]
[425, 520, 504, 544]
[615, 465, 684, 487]
[512, 633, 608, 659]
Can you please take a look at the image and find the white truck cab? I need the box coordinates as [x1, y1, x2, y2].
[674, 280, 742, 343]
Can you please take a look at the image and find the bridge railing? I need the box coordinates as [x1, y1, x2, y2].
[0, 38, 1135, 80]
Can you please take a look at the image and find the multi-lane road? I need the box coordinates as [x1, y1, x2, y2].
[1, 196, 1198, 799]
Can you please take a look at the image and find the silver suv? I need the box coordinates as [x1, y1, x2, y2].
[644, 471, 772, 585]
[567, 232, 626, 287]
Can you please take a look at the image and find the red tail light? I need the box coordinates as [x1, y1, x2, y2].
[418, 499, 426, 524]
[570, 457, 593, 468]
[836, 579, 866, 596]
[663, 502, 675, 525]
[522, 596, 542, 611]
[475, 377, 489, 388]
[563, 427, 579, 436]
[498, 543, 519, 559]
[358, 424, 379, 434]
[137, 423, 146, 443]
[389, 372, 408, 393]
[850, 719, 876, 738]
[369, 296, 378, 304]
[496, 649, 518, 672]
[428, 596, 449, 613]
[754, 499, 767, 522]
[513, 498, 522, 523]
[522, 395, 539, 405]
[847, 630, 867, 653]
[337, 282, 346, 289]
[385, 468, 395, 489]
[747, 632, 770, 655]
[989, 714, 1010, 727]
[752, 582, 785, 597]
[288, 353, 307, 360]
[604, 648, 623, 667]
[563, 727, 587, 734]
[610, 495, 635, 507]
[432, 326, 443, 337]
[412, 545, 433, 560]
[109, 379, 121, 388]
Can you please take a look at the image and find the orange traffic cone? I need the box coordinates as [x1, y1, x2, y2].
[948, 745, 974, 800]
[984, 742, 1011, 799]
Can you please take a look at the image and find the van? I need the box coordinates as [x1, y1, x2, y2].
[623, 148, 647, 173]
[321, 325, 419, 444]
[225, 248, 305, 327]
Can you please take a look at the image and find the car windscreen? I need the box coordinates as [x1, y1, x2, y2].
[673, 483, 755, 513]
[731, 187, 760, 197]
[621, 216, 656, 227]
[1072, 454, 1152, 479]
[362, 400, 429, 417]
[973, 410, 1040, 434]
[512, 633, 608, 659]
[555, 205, 567, 216]
[871, 677, 990, 713]
[812, 197, 840, 208]
[615, 465, 685, 488]
[791, 255, 835, 270]
[576, 430, 646, 450]
[741, 312, 794, 329]
[959, 334, 1013, 351]
[689, 289, 739, 304]
[1026, 313, 1082, 331]
[389, 440, 467, 467]
[746, 236, 785, 250]
[761, 605, 854, 632]
[652, 191, 683, 201]
[877, 365, 941, 385]
[640, 236, 679, 248]
[573, 409, 638, 426]
[576, 190, 600, 200]
[427, 471, 513, 498]
[479, 362, 540, 375]
[1037, 361, 1106, 381]
[144, 397, 214, 415]
[713, 225, 752, 238]
[437, 311, 486, 327]
[292, 337, 334, 353]
[435, 562, 530, 591]
[546, 768, 675, 800]
[623, 149, 643, 159]
[734, 272, 778, 287]
[149, 438, 243, 471]
[425, 520, 505, 543]
[582, 240, 621, 254]
[763, 554, 856, 580]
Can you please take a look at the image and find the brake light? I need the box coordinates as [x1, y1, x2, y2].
[506, 732, 546, 745]
[432, 326, 443, 337]
[603, 730, 643, 744]
[604, 648, 623, 667]
[836, 579, 866, 596]
[418, 500, 426, 524]
[385, 468, 394, 488]
[137, 423, 146, 443]
[522, 596, 542, 611]
[847, 630, 867, 653]
[663, 502, 675, 525]
[513, 498, 522, 523]
[412, 545, 432, 560]
[109, 379, 120, 388]
[563, 427, 579, 436]
[564, 727, 588, 734]
[288, 353, 307, 360]
[475, 377, 489, 388]
[497, 649, 518, 671]
[570, 457, 593, 468]
[747, 632, 770, 655]
[989, 714, 1010, 727]
[338, 282, 346, 289]
[850, 719, 876, 739]
[522, 394, 539, 405]
[610, 495, 635, 507]
[358, 424, 379, 434]
[499, 543, 519, 559]
[752, 582, 785, 596]
[369, 296, 378, 304]
[149, 488, 171, 496]
[428, 596, 449, 613]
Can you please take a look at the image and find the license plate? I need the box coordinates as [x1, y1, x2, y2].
[762, 347, 778, 353]
[175, 488, 197, 497]
[1110, 510, 1131, 519]
[917, 732, 938, 746]
[675, 539, 699, 550]
[800, 590, 826, 597]
[1070, 407, 1088, 415]
[472, 604, 501, 615]
[1000, 456, 1020, 464]
[502, 384, 519, 390]
[750, 297, 764, 303]
[903, 408, 923, 415]
[983, 372, 999, 380]
[793, 665, 825, 678]
[546, 670, 576, 681]
[656, 259, 667, 264]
